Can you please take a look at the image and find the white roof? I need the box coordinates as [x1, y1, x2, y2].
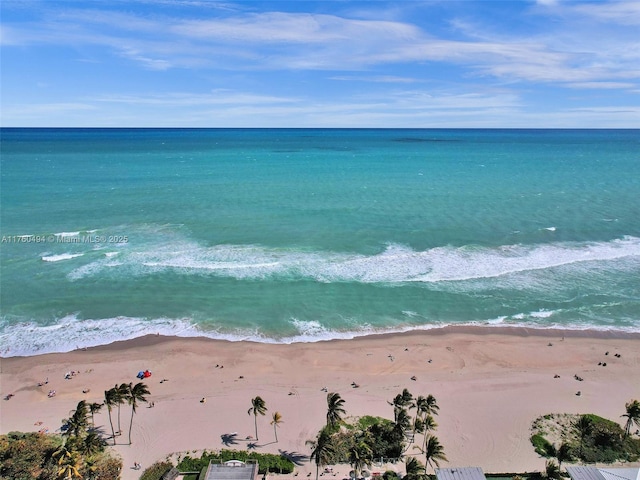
[599, 468, 640, 480]
[436, 467, 486, 480]
[567, 466, 607, 480]
[567, 466, 640, 480]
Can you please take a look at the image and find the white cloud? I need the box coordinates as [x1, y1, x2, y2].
[574, 0, 640, 26]
[90, 90, 299, 106]
[3, 3, 637, 84]
[329, 75, 420, 84]
[170, 12, 420, 44]
[118, 47, 173, 70]
[2, 1, 638, 127]
[568, 82, 637, 89]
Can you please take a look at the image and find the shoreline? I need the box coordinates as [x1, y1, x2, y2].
[2, 326, 639, 478]
[3, 323, 640, 360]
[74, 324, 640, 354]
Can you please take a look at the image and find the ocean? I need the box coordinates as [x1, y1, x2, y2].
[1, 128, 639, 357]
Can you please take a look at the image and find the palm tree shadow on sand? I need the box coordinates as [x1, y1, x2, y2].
[278, 450, 308, 466]
[221, 433, 239, 446]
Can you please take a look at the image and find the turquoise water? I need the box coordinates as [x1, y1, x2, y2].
[1, 128, 639, 356]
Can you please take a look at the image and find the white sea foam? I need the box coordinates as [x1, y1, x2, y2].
[54, 231, 80, 238]
[493, 309, 560, 323]
[2, 312, 639, 357]
[0, 315, 198, 357]
[66, 235, 640, 286]
[530, 309, 554, 318]
[42, 253, 84, 262]
[281, 318, 378, 343]
[544, 227, 557, 232]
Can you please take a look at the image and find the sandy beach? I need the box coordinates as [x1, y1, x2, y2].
[2, 327, 639, 479]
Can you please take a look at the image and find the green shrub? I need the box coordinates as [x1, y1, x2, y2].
[530, 434, 554, 457]
[0, 431, 122, 480]
[0, 432, 61, 480]
[531, 412, 640, 464]
[383, 470, 400, 480]
[357, 416, 393, 430]
[92, 455, 124, 480]
[177, 450, 295, 475]
[139, 461, 174, 480]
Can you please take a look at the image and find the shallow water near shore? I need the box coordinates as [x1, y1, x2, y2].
[1, 128, 639, 356]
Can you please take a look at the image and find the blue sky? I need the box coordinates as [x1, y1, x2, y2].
[1, 0, 639, 127]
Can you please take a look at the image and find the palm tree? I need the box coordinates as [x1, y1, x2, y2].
[395, 408, 412, 434]
[64, 400, 89, 439]
[403, 457, 425, 480]
[326, 392, 346, 427]
[555, 442, 572, 470]
[107, 385, 122, 436]
[88, 402, 102, 427]
[103, 389, 117, 445]
[422, 415, 437, 432]
[389, 389, 414, 422]
[58, 461, 81, 480]
[115, 383, 130, 436]
[622, 399, 640, 438]
[541, 460, 562, 480]
[414, 396, 427, 425]
[248, 396, 267, 440]
[55, 447, 82, 480]
[127, 382, 150, 445]
[349, 440, 373, 480]
[307, 427, 336, 480]
[574, 415, 592, 459]
[413, 417, 425, 437]
[423, 435, 447, 473]
[80, 431, 105, 458]
[422, 395, 439, 417]
[271, 412, 283, 442]
[52, 443, 72, 464]
[421, 415, 438, 451]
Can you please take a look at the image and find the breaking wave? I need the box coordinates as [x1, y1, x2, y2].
[66, 235, 640, 285]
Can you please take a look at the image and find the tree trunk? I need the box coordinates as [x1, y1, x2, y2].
[117, 404, 121, 435]
[128, 408, 134, 445]
[107, 410, 116, 445]
[254, 414, 258, 440]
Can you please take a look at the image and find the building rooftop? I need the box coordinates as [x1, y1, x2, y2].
[567, 466, 640, 480]
[202, 460, 259, 480]
[597, 468, 640, 480]
[435, 467, 486, 480]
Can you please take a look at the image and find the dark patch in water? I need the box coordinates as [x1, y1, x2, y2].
[393, 137, 456, 143]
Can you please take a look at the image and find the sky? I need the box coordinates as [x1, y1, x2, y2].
[1, 0, 639, 128]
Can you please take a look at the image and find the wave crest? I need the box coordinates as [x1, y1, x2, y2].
[67, 236, 640, 285]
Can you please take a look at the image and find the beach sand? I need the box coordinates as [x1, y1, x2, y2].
[2, 327, 639, 479]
